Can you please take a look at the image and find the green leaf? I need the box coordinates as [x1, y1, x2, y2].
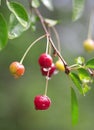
[30, 14, 38, 31]
[71, 87, 79, 125]
[41, 0, 54, 11]
[86, 58, 94, 69]
[69, 72, 83, 94]
[32, 0, 40, 8]
[8, 14, 30, 39]
[75, 56, 85, 65]
[0, 13, 8, 50]
[82, 84, 91, 95]
[78, 68, 92, 83]
[0, 0, 1, 5]
[72, 0, 85, 21]
[7, 0, 29, 27]
[44, 18, 58, 27]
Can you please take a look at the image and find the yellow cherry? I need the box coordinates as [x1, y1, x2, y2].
[55, 60, 65, 71]
[83, 39, 94, 52]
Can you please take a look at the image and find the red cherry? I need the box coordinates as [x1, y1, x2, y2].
[34, 95, 51, 110]
[9, 61, 25, 78]
[41, 63, 56, 77]
[38, 53, 53, 68]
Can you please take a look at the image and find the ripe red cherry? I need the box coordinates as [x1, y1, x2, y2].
[41, 63, 56, 77]
[34, 95, 51, 110]
[9, 61, 25, 78]
[38, 53, 53, 68]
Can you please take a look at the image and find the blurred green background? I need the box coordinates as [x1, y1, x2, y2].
[0, 0, 94, 130]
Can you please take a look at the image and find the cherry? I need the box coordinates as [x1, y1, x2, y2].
[34, 95, 51, 110]
[38, 53, 53, 68]
[55, 60, 65, 71]
[83, 39, 94, 52]
[9, 61, 25, 78]
[40, 63, 56, 77]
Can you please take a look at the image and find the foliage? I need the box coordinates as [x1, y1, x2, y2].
[0, 13, 8, 50]
[72, 0, 85, 21]
[71, 87, 78, 125]
[0, 0, 94, 125]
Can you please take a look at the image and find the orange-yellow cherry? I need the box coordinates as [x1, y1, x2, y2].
[55, 60, 65, 71]
[83, 39, 94, 52]
[9, 61, 25, 78]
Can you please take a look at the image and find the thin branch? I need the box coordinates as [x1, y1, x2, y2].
[49, 37, 67, 66]
[33, 8, 69, 73]
[34, 8, 49, 35]
[87, 11, 93, 39]
[51, 26, 61, 54]
[20, 34, 46, 64]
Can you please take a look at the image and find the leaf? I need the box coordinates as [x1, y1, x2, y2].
[69, 72, 83, 94]
[78, 68, 92, 83]
[86, 58, 94, 69]
[72, 0, 85, 21]
[6, 0, 29, 27]
[0, 0, 1, 5]
[71, 87, 79, 125]
[44, 18, 58, 27]
[30, 14, 38, 31]
[32, 0, 40, 8]
[41, 0, 54, 11]
[75, 56, 85, 65]
[82, 84, 91, 95]
[0, 13, 8, 50]
[8, 14, 30, 39]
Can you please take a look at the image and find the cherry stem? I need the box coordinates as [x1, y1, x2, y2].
[87, 11, 93, 39]
[69, 64, 80, 70]
[51, 26, 61, 55]
[44, 72, 50, 96]
[46, 35, 49, 54]
[20, 34, 46, 64]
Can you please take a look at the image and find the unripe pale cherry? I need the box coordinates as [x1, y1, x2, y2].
[38, 53, 53, 68]
[40, 63, 56, 77]
[55, 60, 65, 71]
[34, 95, 51, 110]
[9, 61, 25, 78]
[83, 39, 94, 52]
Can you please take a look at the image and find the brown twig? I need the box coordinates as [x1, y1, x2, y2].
[34, 9, 49, 35]
[88, 68, 94, 76]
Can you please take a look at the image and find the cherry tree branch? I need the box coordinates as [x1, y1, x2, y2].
[28, 0, 70, 73]
[33, 8, 70, 74]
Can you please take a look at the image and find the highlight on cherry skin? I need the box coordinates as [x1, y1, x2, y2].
[9, 61, 25, 78]
[40, 63, 57, 78]
[38, 53, 53, 68]
[83, 39, 94, 52]
[34, 95, 51, 110]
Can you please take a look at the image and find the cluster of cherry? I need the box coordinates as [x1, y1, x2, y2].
[9, 53, 65, 110]
[9, 35, 94, 111]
